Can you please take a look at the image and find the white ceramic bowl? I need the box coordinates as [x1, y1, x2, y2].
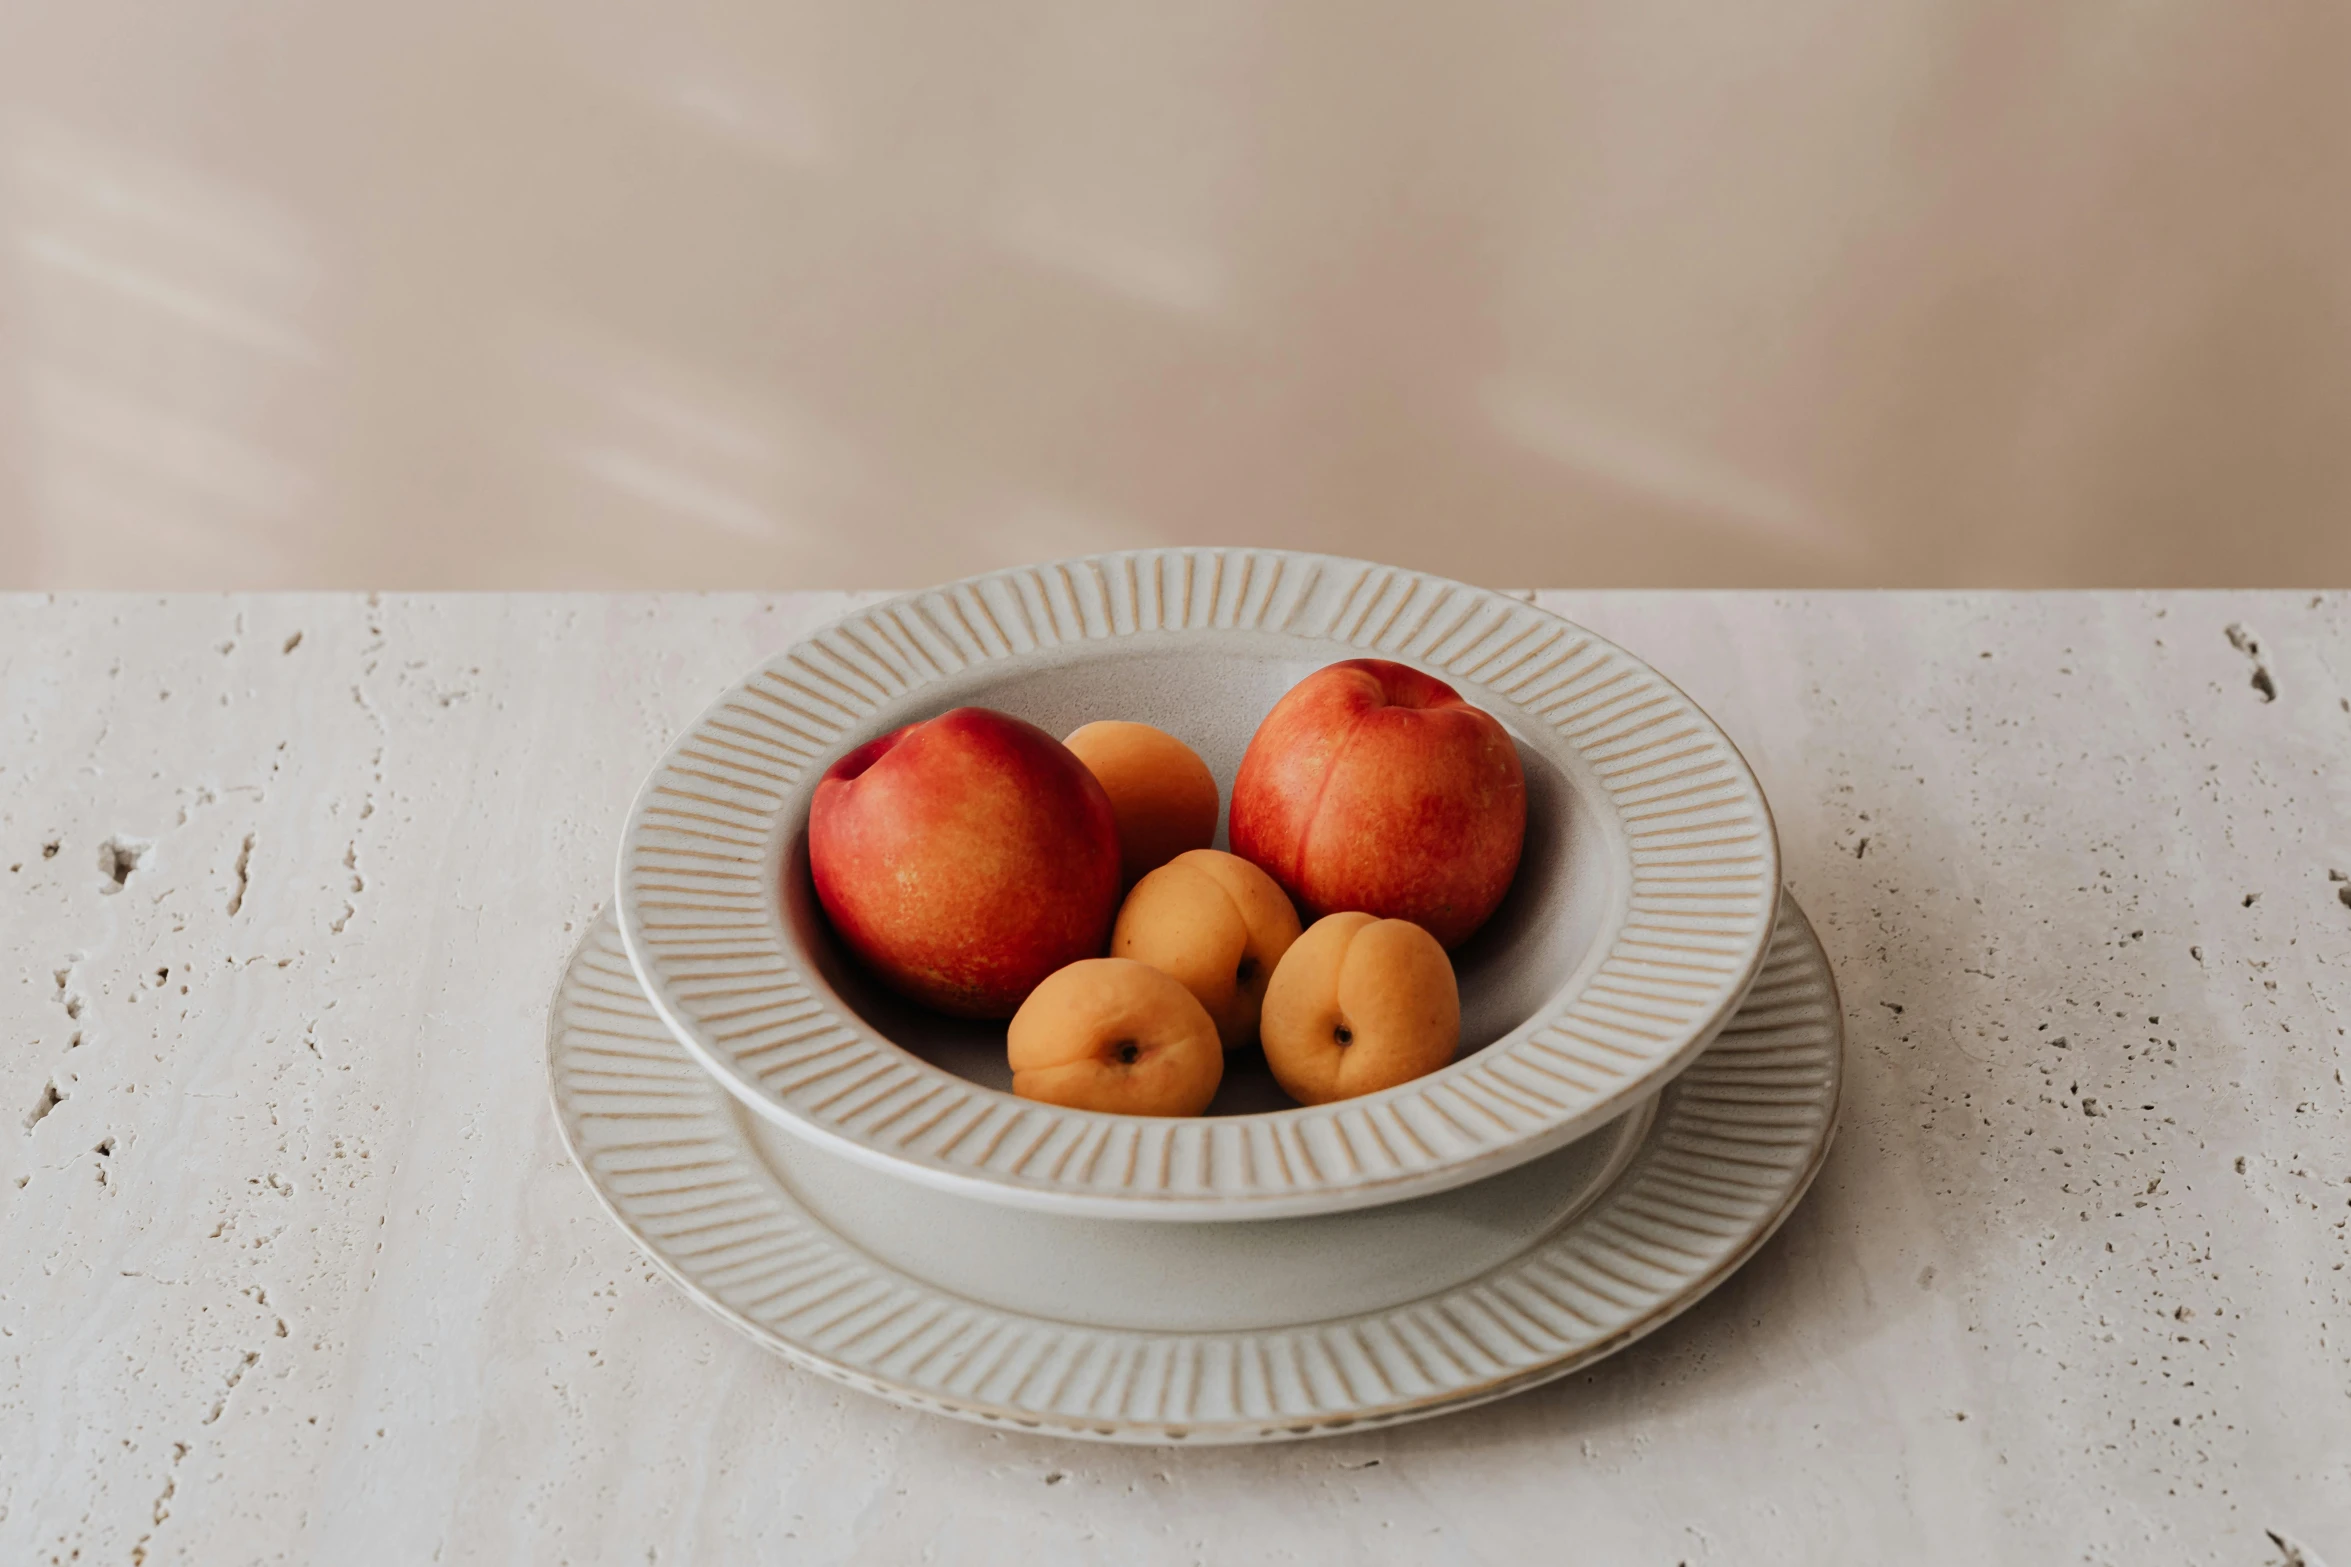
[615, 549, 1778, 1220]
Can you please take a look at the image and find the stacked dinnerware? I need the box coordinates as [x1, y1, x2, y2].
[548, 550, 1841, 1444]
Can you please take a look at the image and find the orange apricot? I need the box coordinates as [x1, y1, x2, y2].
[1259, 913, 1459, 1106]
[1111, 849, 1301, 1051]
[1007, 958, 1224, 1116]
[1063, 721, 1220, 885]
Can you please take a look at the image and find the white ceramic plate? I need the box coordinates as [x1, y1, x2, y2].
[551, 894, 1840, 1444]
[614, 551, 1781, 1219]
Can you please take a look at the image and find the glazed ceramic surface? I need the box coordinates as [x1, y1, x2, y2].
[614, 551, 1780, 1219]
[554, 894, 1839, 1442]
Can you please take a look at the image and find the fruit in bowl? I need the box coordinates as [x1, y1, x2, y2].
[806, 662, 1514, 1114]
[1007, 958, 1224, 1116]
[809, 707, 1121, 1018]
[1231, 659, 1525, 949]
[1110, 849, 1301, 1051]
[1062, 721, 1220, 885]
[1259, 912, 1460, 1105]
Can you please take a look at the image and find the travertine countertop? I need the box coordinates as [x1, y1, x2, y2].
[2, 592, 2345, 1565]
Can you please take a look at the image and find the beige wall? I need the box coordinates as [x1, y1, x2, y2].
[3, 0, 2347, 589]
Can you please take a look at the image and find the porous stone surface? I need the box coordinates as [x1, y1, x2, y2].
[1, 592, 2344, 1564]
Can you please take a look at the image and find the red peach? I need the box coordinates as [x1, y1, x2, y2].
[1230, 659, 1525, 947]
[809, 707, 1120, 1017]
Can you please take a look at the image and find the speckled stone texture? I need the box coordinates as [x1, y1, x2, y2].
[1, 592, 2344, 1566]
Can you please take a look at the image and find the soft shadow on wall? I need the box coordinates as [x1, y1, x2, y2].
[2, 0, 2348, 589]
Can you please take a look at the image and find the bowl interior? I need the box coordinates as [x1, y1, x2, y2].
[781, 640, 1620, 1116]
